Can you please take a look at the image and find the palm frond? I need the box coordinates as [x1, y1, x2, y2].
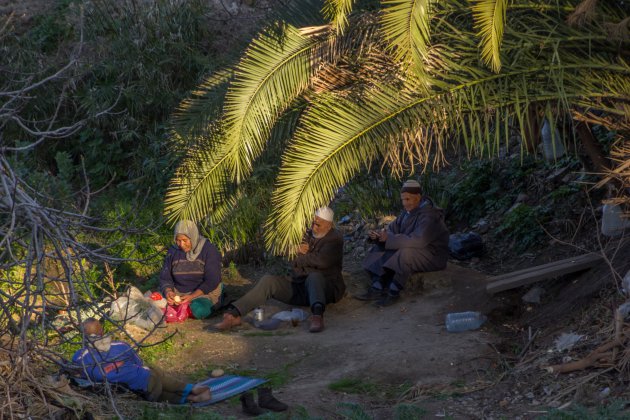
[264, 58, 630, 252]
[221, 24, 336, 182]
[164, 24, 342, 223]
[170, 68, 233, 138]
[323, 0, 355, 33]
[381, 0, 433, 75]
[472, 0, 508, 73]
[163, 139, 233, 224]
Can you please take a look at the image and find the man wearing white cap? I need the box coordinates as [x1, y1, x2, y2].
[357, 179, 449, 307]
[212, 207, 344, 333]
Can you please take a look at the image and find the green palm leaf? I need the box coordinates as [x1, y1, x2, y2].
[170, 68, 233, 139]
[163, 140, 234, 224]
[222, 24, 324, 182]
[381, 0, 433, 74]
[164, 24, 341, 223]
[265, 58, 630, 252]
[472, 0, 508, 73]
[323, 0, 355, 33]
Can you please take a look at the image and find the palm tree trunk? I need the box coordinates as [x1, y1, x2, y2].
[575, 122, 610, 174]
[523, 104, 541, 153]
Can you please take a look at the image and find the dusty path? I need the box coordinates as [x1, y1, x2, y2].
[149, 262, 498, 419]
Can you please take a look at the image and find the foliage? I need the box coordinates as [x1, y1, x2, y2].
[496, 203, 549, 253]
[165, 0, 630, 255]
[3, 0, 221, 195]
[393, 404, 428, 420]
[336, 402, 373, 420]
[328, 377, 379, 395]
[445, 160, 505, 224]
[342, 172, 403, 219]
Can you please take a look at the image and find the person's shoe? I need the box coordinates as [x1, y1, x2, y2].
[258, 387, 288, 412]
[210, 312, 242, 331]
[354, 287, 386, 301]
[309, 315, 324, 333]
[240, 392, 263, 416]
[374, 293, 401, 308]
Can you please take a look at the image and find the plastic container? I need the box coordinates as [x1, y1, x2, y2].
[541, 119, 565, 161]
[445, 311, 487, 332]
[601, 203, 630, 237]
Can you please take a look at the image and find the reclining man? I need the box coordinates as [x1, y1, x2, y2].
[72, 318, 212, 404]
[213, 207, 345, 333]
[357, 179, 450, 307]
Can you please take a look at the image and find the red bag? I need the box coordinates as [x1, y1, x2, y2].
[163, 302, 191, 323]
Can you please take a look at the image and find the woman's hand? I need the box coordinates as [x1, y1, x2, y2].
[180, 289, 204, 304]
[165, 289, 176, 305]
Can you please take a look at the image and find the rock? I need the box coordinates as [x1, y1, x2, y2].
[406, 265, 455, 293]
[522, 286, 544, 304]
[211, 369, 224, 377]
[473, 219, 490, 234]
[516, 193, 529, 204]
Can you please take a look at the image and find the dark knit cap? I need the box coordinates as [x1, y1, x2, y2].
[401, 179, 422, 195]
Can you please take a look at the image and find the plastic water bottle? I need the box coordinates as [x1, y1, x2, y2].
[445, 311, 487, 332]
[601, 203, 629, 237]
[541, 119, 565, 161]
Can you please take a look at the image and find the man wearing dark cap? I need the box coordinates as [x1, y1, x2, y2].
[357, 179, 449, 306]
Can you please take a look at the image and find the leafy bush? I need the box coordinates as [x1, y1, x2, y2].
[496, 203, 549, 253]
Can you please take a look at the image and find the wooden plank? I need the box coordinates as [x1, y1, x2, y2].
[486, 253, 604, 294]
[487, 253, 602, 284]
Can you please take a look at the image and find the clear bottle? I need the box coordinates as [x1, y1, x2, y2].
[445, 311, 487, 332]
[541, 119, 565, 161]
[601, 203, 629, 237]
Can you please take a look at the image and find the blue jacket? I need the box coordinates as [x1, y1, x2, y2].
[72, 341, 151, 392]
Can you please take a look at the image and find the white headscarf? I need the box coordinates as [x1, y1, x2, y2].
[173, 220, 207, 261]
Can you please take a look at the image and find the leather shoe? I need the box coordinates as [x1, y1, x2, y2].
[309, 315, 324, 333]
[240, 392, 263, 416]
[258, 387, 288, 412]
[354, 287, 386, 301]
[211, 313, 242, 331]
[374, 293, 400, 308]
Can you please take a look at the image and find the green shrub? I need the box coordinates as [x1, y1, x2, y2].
[496, 203, 549, 253]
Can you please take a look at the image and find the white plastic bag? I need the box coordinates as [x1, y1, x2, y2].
[109, 286, 163, 330]
[272, 308, 309, 322]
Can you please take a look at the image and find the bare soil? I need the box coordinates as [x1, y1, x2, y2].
[139, 259, 496, 419]
[123, 240, 630, 419]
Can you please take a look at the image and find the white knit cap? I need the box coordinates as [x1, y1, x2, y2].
[314, 206, 334, 222]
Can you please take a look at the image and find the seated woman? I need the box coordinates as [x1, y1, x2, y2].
[159, 220, 223, 319]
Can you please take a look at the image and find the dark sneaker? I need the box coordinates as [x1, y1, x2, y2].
[354, 287, 386, 301]
[374, 293, 401, 308]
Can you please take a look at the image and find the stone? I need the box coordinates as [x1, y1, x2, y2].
[522, 286, 544, 304]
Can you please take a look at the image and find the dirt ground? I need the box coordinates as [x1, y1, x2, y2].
[140, 259, 494, 419]
[110, 236, 630, 420]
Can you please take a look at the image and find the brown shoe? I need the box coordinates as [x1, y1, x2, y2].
[309, 315, 324, 333]
[211, 313, 242, 331]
